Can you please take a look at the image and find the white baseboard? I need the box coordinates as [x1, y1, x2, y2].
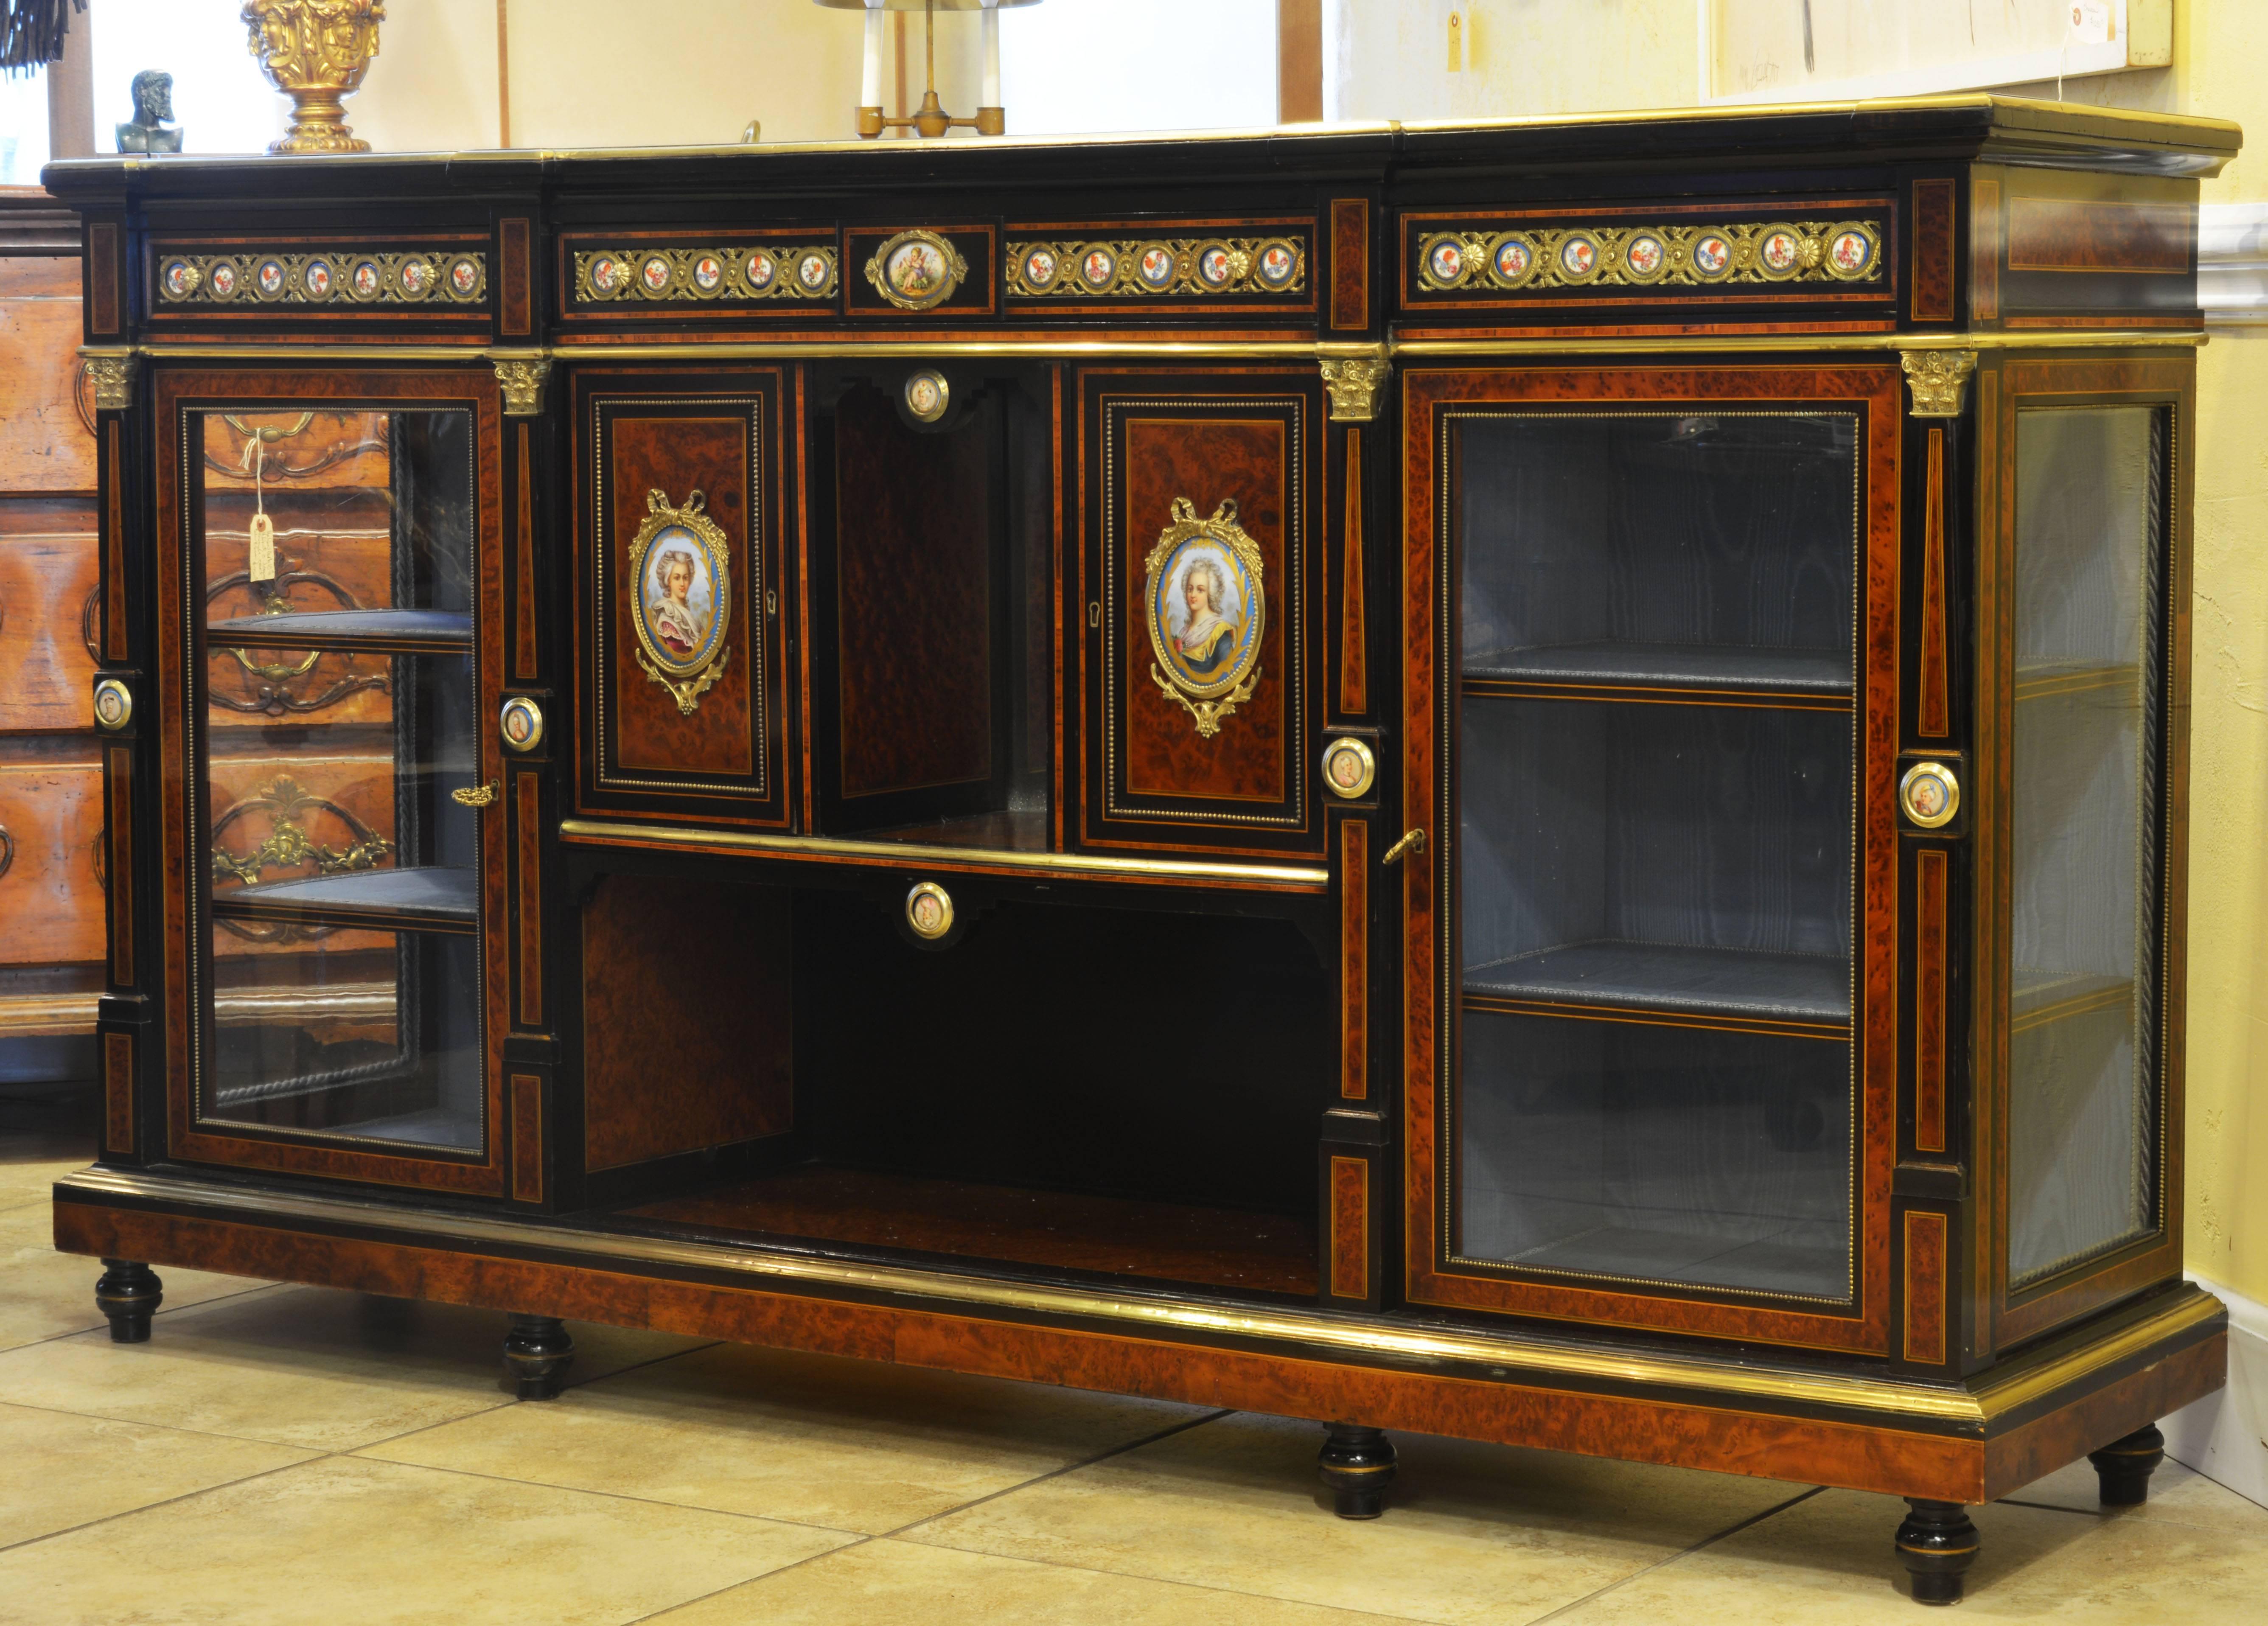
[2160, 1271, 2268, 1509]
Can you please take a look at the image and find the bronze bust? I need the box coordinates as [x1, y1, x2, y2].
[115, 70, 183, 154]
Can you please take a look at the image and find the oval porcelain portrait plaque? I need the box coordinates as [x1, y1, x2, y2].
[1143, 497, 1265, 739]
[626, 488, 733, 715]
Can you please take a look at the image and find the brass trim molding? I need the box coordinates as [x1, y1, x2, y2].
[101, 331, 2203, 370]
[50, 1165, 2225, 1426]
[557, 816, 1330, 887]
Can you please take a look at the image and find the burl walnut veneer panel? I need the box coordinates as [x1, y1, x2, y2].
[609, 415, 756, 778]
[582, 874, 793, 1172]
[833, 387, 992, 802]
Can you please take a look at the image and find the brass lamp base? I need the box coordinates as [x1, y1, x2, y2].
[857, 96, 1005, 140]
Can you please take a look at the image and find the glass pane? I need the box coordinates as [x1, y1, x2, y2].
[2009, 406, 2165, 1285]
[207, 926, 482, 1150]
[1451, 410, 1859, 1302]
[194, 408, 483, 1156]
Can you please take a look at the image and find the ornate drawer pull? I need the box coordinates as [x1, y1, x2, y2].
[1380, 828, 1426, 866]
[451, 780, 499, 809]
[0, 824, 13, 881]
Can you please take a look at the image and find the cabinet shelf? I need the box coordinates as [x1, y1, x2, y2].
[2013, 659, 2140, 704]
[622, 1164, 1318, 1298]
[205, 608, 473, 656]
[1465, 940, 1850, 1032]
[2013, 970, 2133, 1034]
[210, 866, 479, 935]
[1463, 642, 1851, 707]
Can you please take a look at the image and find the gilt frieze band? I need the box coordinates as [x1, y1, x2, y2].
[572, 246, 838, 304]
[1414, 219, 1883, 295]
[1007, 236, 1308, 300]
[157, 249, 488, 306]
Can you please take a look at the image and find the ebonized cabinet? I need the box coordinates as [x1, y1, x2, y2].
[43, 96, 2238, 1605]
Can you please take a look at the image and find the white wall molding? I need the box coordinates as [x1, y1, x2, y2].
[2161, 1271, 2268, 1508]
[2199, 202, 2268, 327]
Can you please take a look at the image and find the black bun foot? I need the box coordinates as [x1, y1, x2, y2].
[502, 1313, 575, 1399]
[2090, 1423, 2167, 1507]
[94, 1259, 163, 1344]
[1895, 1498, 1978, 1606]
[1318, 1421, 1396, 1519]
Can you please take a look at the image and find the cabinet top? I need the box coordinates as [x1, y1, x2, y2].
[39, 95, 2241, 202]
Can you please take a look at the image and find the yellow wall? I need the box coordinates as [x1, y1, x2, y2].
[345, 0, 2267, 1302]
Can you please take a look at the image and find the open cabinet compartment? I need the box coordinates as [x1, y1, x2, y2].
[580, 869, 1330, 1301]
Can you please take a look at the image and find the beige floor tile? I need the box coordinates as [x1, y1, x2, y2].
[362, 1339, 1206, 1535]
[657, 1535, 1424, 1625]
[0, 1136, 88, 1211]
[0, 1202, 269, 1352]
[1551, 1483, 2268, 1624]
[2005, 1452, 2268, 1534]
[0, 1454, 852, 1626]
[906, 1411, 1809, 1626]
[0, 1284, 709, 1451]
[0, 1400, 314, 1548]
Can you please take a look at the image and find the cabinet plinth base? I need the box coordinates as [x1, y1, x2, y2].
[94, 1259, 163, 1343]
[1895, 1498, 1978, 1605]
[2089, 1422, 2166, 1506]
[1319, 1422, 1396, 1518]
[502, 1313, 575, 1399]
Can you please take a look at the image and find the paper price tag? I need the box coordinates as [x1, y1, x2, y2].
[2068, 1, 2113, 47]
[248, 511, 276, 584]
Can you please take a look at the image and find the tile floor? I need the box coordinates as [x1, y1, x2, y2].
[3, 1130, 2265, 1624]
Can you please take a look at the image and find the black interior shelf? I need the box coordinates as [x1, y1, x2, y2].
[1463, 641, 1852, 701]
[205, 608, 473, 656]
[211, 866, 480, 934]
[1464, 940, 1851, 1027]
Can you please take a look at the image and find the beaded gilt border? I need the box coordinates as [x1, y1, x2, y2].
[572, 246, 839, 303]
[1412, 219, 1885, 294]
[156, 249, 489, 306]
[1007, 236, 1307, 299]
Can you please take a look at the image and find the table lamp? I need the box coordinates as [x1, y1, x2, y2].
[817, 0, 1040, 139]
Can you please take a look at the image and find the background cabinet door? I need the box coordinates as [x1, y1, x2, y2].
[1402, 364, 1903, 1353]
[155, 370, 511, 1195]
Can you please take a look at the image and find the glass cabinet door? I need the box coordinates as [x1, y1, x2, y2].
[2006, 405, 2169, 1288]
[1406, 367, 1898, 1351]
[163, 376, 507, 1192]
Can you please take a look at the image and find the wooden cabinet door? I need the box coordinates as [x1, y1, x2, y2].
[1074, 366, 1327, 860]
[154, 367, 513, 1195]
[1400, 362, 1904, 1353]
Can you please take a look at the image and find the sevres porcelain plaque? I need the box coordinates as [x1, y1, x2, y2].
[865, 229, 968, 311]
[1145, 497, 1264, 739]
[627, 489, 732, 715]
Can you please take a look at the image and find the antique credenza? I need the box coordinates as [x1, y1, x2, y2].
[43, 98, 2238, 1604]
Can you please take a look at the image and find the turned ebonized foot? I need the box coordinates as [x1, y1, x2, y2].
[94, 1259, 163, 1344]
[1895, 1498, 1978, 1606]
[1318, 1422, 1396, 1519]
[2089, 1423, 2166, 1506]
[502, 1314, 575, 1399]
